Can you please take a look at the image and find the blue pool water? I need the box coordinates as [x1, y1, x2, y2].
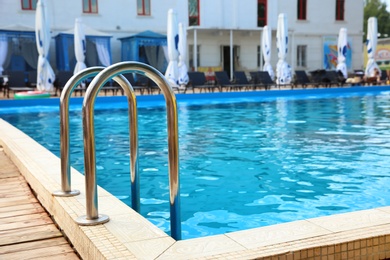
[2, 88, 390, 239]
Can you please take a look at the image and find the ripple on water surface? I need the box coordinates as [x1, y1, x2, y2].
[3, 93, 390, 239]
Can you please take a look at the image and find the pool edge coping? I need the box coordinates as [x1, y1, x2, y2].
[1, 118, 390, 259]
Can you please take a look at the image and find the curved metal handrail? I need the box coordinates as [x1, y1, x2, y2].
[53, 67, 103, 197]
[54, 67, 140, 218]
[76, 61, 181, 240]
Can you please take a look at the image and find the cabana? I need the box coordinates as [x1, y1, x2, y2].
[55, 25, 112, 71]
[119, 30, 167, 73]
[0, 24, 38, 73]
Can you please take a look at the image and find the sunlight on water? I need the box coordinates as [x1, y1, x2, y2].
[2, 92, 390, 239]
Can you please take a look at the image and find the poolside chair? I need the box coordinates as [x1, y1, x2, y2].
[364, 68, 386, 86]
[27, 71, 37, 88]
[379, 70, 388, 85]
[249, 72, 260, 86]
[256, 71, 277, 90]
[323, 70, 342, 88]
[115, 73, 150, 95]
[187, 71, 220, 93]
[335, 70, 349, 86]
[294, 70, 321, 89]
[233, 71, 257, 91]
[309, 69, 329, 87]
[214, 71, 247, 92]
[5, 71, 34, 98]
[0, 76, 5, 97]
[54, 71, 73, 96]
[101, 80, 121, 96]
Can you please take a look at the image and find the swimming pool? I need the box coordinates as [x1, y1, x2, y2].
[2, 87, 390, 240]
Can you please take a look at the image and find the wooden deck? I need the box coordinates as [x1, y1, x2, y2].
[0, 150, 80, 259]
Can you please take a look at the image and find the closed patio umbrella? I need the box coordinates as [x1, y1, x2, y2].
[276, 13, 292, 85]
[35, 0, 55, 92]
[178, 22, 189, 88]
[74, 18, 87, 74]
[165, 9, 179, 88]
[336, 27, 348, 79]
[261, 25, 274, 80]
[365, 17, 380, 77]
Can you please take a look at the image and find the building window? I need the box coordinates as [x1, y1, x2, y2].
[257, 45, 261, 67]
[257, 0, 267, 27]
[336, 0, 345, 21]
[83, 0, 98, 14]
[137, 0, 151, 16]
[189, 0, 200, 26]
[297, 45, 307, 67]
[21, 0, 37, 10]
[297, 0, 307, 20]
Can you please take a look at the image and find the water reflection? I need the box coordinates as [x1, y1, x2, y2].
[2, 93, 390, 239]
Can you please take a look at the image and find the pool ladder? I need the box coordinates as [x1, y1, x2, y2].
[53, 62, 181, 240]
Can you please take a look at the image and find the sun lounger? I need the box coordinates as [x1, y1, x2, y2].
[187, 71, 220, 93]
[100, 80, 121, 95]
[54, 71, 74, 96]
[294, 70, 321, 89]
[249, 71, 277, 90]
[215, 71, 248, 91]
[323, 70, 343, 87]
[233, 71, 257, 91]
[121, 73, 150, 95]
[5, 71, 34, 98]
[27, 71, 37, 88]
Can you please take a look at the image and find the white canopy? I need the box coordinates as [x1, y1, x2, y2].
[336, 27, 348, 79]
[73, 18, 87, 74]
[261, 25, 274, 80]
[178, 22, 189, 86]
[276, 13, 292, 85]
[365, 17, 380, 77]
[165, 9, 179, 88]
[35, 0, 55, 91]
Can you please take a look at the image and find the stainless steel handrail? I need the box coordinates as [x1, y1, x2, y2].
[69, 68, 139, 226]
[53, 67, 104, 197]
[76, 61, 181, 240]
[54, 67, 140, 218]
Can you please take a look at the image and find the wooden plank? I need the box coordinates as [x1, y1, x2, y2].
[0, 184, 29, 192]
[0, 203, 45, 218]
[0, 182, 31, 196]
[0, 196, 38, 208]
[0, 151, 80, 259]
[0, 202, 42, 213]
[0, 180, 29, 187]
[38, 252, 80, 260]
[0, 214, 53, 231]
[0, 176, 26, 183]
[0, 237, 68, 254]
[0, 189, 31, 198]
[0, 224, 62, 246]
[0, 171, 20, 178]
[1, 212, 50, 224]
[0, 243, 78, 260]
[0, 155, 20, 178]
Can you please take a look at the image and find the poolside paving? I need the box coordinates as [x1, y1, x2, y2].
[0, 149, 80, 259]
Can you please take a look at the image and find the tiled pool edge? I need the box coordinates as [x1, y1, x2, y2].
[0, 119, 173, 259]
[1, 118, 390, 259]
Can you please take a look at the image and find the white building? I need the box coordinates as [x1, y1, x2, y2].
[0, 0, 364, 78]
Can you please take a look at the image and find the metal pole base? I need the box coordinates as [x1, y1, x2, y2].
[52, 190, 80, 197]
[76, 214, 110, 226]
